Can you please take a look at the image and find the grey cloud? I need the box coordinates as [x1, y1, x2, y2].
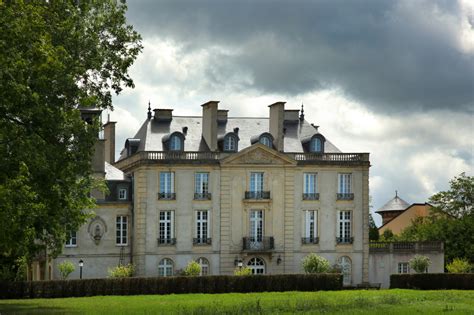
[126, 0, 473, 113]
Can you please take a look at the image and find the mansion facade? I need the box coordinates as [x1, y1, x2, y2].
[49, 101, 371, 286]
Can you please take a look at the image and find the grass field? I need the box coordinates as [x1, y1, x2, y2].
[1, 289, 473, 314]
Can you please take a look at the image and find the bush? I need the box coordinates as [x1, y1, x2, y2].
[302, 254, 330, 273]
[409, 255, 431, 273]
[446, 258, 471, 273]
[390, 273, 474, 290]
[58, 261, 75, 280]
[108, 264, 134, 278]
[182, 261, 201, 276]
[234, 267, 252, 276]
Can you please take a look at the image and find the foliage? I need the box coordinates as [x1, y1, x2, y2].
[379, 229, 397, 241]
[233, 267, 252, 276]
[302, 253, 331, 274]
[0, 1, 142, 273]
[391, 274, 474, 290]
[409, 255, 431, 273]
[369, 213, 379, 241]
[429, 173, 473, 218]
[108, 264, 135, 278]
[446, 258, 472, 273]
[182, 261, 201, 277]
[58, 261, 75, 280]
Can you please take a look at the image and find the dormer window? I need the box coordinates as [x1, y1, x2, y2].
[259, 135, 272, 148]
[224, 135, 238, 152]
[169, 135, 182, 151]
[310, 137, 322, 153]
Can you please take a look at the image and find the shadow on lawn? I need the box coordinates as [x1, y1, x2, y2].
[0, 303, 75, 314]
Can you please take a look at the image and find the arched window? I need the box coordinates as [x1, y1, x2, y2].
[197, 257, 210, 276]
[338, 256, 352, 286]
[169, 135, 183, 151]
[310, 137, 322, 153]
[224, 135, 238, 152]
[158, 258, 174, 277]
[259, 135, 272, 148]
[247, 257, 265, 274]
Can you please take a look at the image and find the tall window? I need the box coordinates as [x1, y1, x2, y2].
[65, 231, 77, 247]
[224, 135, 237, 152]
[249, 210, 264, 243]
[259, 135, 272, 147]
[169, 135, 182, 151]
[398, 262, 409, 274]
[337, 173, 353, 200]
[338, 256, 352, 286]
[197, 257, 210, 276]
[247, 257, 265, 274]
[158, 258, 174, 277]
[250, 172, 263, 192]
[116, 216, 128, 246]
[302, 210, 318, 244]
[337, 211, 352, 244]
[118, 188, 127, 200]
[303, 173, 318, 200]
[194, 172, 210, 199]
[159, 172, 175, 199]
[310, 137, 322, 153]
[159, 211, 175, 244]
[195, 210, 210, 244]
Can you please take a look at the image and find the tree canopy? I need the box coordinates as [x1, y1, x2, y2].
[0, 1, 142, 279]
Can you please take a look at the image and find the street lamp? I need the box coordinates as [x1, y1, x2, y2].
[79, 259, 84, 279]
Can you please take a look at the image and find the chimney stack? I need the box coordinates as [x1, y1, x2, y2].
[268, 102, 285, 151]
[103, 121, 116, 164]
[201, 101, 219, 151]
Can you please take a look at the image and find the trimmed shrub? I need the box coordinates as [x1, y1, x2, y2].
[446, 258, 471, 273]
[182, 261, 201, 276]
[409, 255, 431, 273]
[234, 267, 252, 276]
[390, 273, 474, 290]
[0, 273, 342, 299]
[108, 264, 134, 278]
[58, 261, 75, 280]
[302, 253, 331, 273]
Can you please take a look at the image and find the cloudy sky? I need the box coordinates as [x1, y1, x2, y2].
[110, 0, 474, 226]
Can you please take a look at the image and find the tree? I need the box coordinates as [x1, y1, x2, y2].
[429, 173, 473, 218]
[369, 213, 379, 241]
[302, 253, 330, 273]
[182, 261, 201, 276]
[409, 255, 431, 273]
[0, 1, 142, 278]
[58, 261, 75, 280]
[446, 258, 471, 273]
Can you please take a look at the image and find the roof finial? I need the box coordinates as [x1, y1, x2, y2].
[147, 100, 152, 119]
[395, 190, 398, 198]
[299, 102, 305, 121]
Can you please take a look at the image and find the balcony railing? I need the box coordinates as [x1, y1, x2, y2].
[336, 237, 354, 244]
[337, 193, 354, 200]
[158, 192, 176, 200]
[243, 237, 274, 251]
[369, 241, 444, 253]
[194, 192, 212, 200]
[114, 151, 370, 171]
[193, 237, 212, 245]
[245, 191, 271, 200]
[301, 237, 319, 244]
[157, 238, 176, 245]
[303, 193, 320, 200]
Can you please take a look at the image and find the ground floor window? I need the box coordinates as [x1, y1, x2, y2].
[398, 262, 409, 274]
[158, 258, 174, 277]
[197, 257, 210, 276]
[247, 257, 265, 274]
[338, 256, 352, 286]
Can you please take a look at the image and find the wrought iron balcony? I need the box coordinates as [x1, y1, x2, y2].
[194, 192, 212, 200]
[157, 238, 176, 245]
[158, 192, 176, 200]
[244, 191, 271, 200]
[337, 193, 354, 200]
[303, 193, 320, 200]
[193, 237, 212, 245]
[336, 237, 354, 244]
[242, 237, 274, 251]
[301, 237, 319, 244]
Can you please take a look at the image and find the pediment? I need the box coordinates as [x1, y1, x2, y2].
[221, 144, 296, 166]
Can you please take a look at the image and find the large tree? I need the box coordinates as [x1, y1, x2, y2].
[0, 1, 142, 279]
[399, 173, 474, 264]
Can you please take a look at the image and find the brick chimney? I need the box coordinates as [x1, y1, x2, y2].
[201, 101, 219, 151]
[268, 102, 285, 151]
[103, 121, 116, 164]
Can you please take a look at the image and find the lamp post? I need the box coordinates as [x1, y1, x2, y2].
[79, 259, 84, 279]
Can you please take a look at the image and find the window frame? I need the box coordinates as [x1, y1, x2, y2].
[250, 172, 264, 193]
[398, 262, 410, 274]
[116, 216, 128, 246]
[197, 257, 210, 276]
[118, 188, 127, 200]
[158, 258, 174, 277]
[65, 230, 77, 247]
[310, 137, 323, 153]
[338, 173, 352, 194]
[223, 134, 238, 152]
[247, 257, 265, 275]
[158, 210, 175, 244]
[169, 134, 183, 151]
[194, 172, 209, 194]
[159, 172, 175, 193]
[337, 210, 352, 244]
[303, 210, 318, 243]
[259, 135, 272, 148]
[195, 210, 210, 244]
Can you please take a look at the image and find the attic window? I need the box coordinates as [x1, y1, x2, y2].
[310, 137, 322, 153]
[259, 135, 272, 148]
[224, 134, 238, 152]
[169, 135, 183, 151]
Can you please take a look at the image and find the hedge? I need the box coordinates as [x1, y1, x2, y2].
[0, 273, 342, 299]
[390, 273, 474, 290]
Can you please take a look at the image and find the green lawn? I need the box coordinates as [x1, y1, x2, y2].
[1, 289, 473, 314]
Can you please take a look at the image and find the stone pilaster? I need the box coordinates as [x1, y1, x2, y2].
[133, 169, 147, 276]
[362, 165, 370, 283]
[283, 168, 295, 273]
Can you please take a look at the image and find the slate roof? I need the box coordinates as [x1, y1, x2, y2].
[105, 162, 127, 181]
[118, 115, 341, 161]
[376, 195, 410, 213]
